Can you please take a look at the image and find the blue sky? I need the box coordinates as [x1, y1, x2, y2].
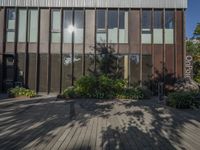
[186, 0, 200, 38]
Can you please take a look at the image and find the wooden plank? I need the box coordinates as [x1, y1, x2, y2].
[80, 118, 94, 150]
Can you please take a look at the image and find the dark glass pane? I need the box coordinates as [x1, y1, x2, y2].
[165, 10, 174, 29]
[119, 11, 125, 29]
[74, 10, 84, 28]
[108, 10, 118, 28]
[97, 10, 106, 29]
[154, 10, 162, 28]
[63, 10, 73, 43]
[142, 10, 151, 29]
[74, 10, 84, 43]
[63, 10, 73, 28]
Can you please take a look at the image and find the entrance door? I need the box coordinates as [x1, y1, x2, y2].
[3, 55, 15, 91]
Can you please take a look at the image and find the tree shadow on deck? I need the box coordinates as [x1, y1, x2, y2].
[100, 99, 200, 150]
[0, 98, 200, 150]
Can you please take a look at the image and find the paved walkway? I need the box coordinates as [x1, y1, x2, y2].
[0, 98, 200, 150]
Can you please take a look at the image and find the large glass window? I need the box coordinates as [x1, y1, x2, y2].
[6, 9, 16, 42]
[153, 10, 163, 44]
[51, 10, 61, 43]
[165, 10, 174, 44]
[74, 10, 84, 44]
[108, 10, 118, 43]
[96, 10, 106, 43]
[119, 11, 128, 43]
[63, 10, 73, 43]
[142, 10, 152, 44]
[18, 9, 27, 42]
[29, 9, 38, 42]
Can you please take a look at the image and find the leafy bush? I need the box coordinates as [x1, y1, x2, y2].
[62, 87, 78, 99]
[60, 75, 150, 100]
[75, 76, 97, 97]
[8, 86, 36, 98]
[116, 87, 144, 100]
[167, 91, 199, 109]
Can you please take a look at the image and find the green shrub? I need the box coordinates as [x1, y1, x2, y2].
[117, 87, 144, 100]
[75, 75, 97, 97]
[60, 75, 150, 100]
[167, 91, 199, 109]
[8, 86, 36, 98]
[62, 87, 77, 98]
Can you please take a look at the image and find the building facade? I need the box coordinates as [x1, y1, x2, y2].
[0, 0, 187, 93]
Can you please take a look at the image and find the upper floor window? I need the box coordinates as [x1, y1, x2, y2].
[29, 9, 38, 43]
[74, 10, 84, 44]
[119, 10, 128, 43]
[142, 10, 152, 44]
[108, 10, 118, 43]
[6, 9, 16, 42]
[63, 10, 73, 44]
[51, 10, 61, 43]
[96, 10, 106, 43]
[153, 10, 163, 44]
[18, 9, 27, 42]
[165, 10, 174, 44]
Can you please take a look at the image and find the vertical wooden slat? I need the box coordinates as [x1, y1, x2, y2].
[60, 8, 63, 93]
[24, 8, 29, 87]
[14, 7, 19, 84]
[140, 8, 142, 85]
[47, 8, 51, 94]
[0, 7, 5, 92]
[72, 8, 74, 85]
[36, 8, 40, 93]
[82, 8, 86, 76]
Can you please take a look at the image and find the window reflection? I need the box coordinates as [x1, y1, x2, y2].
[96, 10, 106, 43]
[6, 8, 16, 42]
[74, 10, 84, 44]
[153, 10, 163, 44]
[108, 10, 118, 43]
[165, 10, 174, 44]
[18, 9, 27, 42]
[142, 10, 152, 44]
[51, 10, 61, 43]
[63, 10, 73, 43]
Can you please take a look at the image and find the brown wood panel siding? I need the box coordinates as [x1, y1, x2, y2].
[39, 9, 49, 54]
[17, 53, 25, 83]
[118, 44, 129, 54]
[38, 54, 48, 92]
[50, 54, 61, 92]
[28, 43, 37, 53]
[142, 55, 152, 82]
[62, 54, 72, 91]
[17, 43, 26, 53]
[154, 44, 163, 78]
[73, 54, 83, 81]
[51, 44, 60, 54]
[85, 9, 95, 54]
[63, 44, 72, 53]
[27, 53, 36, 90]
[0, 8, 4, 92]
[5, 43, 15, 54]
[176, 10, 183, 78]
[38, 9, 49, 92]
[130, 54, 140, 84]
[165, 44, 175, 75]
[142, 45, 152, 55]
[0, 8, 4, 53]
[129, 10, 140, 54]
[0, 54, 3, 91]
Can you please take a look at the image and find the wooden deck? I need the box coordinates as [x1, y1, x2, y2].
[0, 98, 200, 150]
